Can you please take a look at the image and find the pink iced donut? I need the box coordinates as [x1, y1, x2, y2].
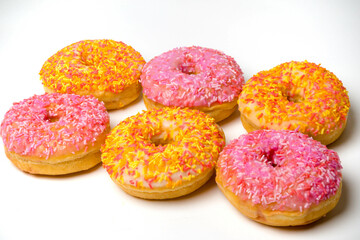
[216, 130, 342, 226]
[140, 46, 244, 122]
[1, 93, 110, 175]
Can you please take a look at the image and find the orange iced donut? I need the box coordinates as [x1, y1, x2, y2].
[238, 61, 350, 145]
[1, 93, 110, 175]
[101, 107, 225, 199]
[216, 130, 342, 226]
[40, 39, 145, 110]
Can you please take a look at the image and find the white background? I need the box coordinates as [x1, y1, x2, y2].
[1, 0, 360, 239]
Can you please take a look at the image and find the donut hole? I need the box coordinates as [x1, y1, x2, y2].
[80, 53, 94, 66]
[150, 131, 174, 146]
[47, 115, 60, 123]
[284, 88, 304, 103]
[151, 136, 170, 146]
[264, 149, 279, 167]
[44, 111, 61, 123]
[286, 93, 303, 103]
[177, 61, 199, 75]
[44, 107, 61, 123]
[179, 65, 197, 75]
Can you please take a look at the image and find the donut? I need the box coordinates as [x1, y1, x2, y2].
[238, 61, 350, 145]
[140, 46, 244, 122]
[216, 130, 342, 226]
[1, 93, 110, 175]
[101, 107, 225, 199]
[40, 39, 146, 110]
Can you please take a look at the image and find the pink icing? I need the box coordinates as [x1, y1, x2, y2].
[1, 93, 109, 159]
[140, 46, 244, 107]
[217, 130, 342, 212]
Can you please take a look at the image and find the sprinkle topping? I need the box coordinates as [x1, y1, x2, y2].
[101, 107, 225, 189]
[40, 39, 145, 93]
[217, 130, 342, 212]
[141, 46, 244, 107]
[1, 93, 110, 159]
[238, 61, 350, 136]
